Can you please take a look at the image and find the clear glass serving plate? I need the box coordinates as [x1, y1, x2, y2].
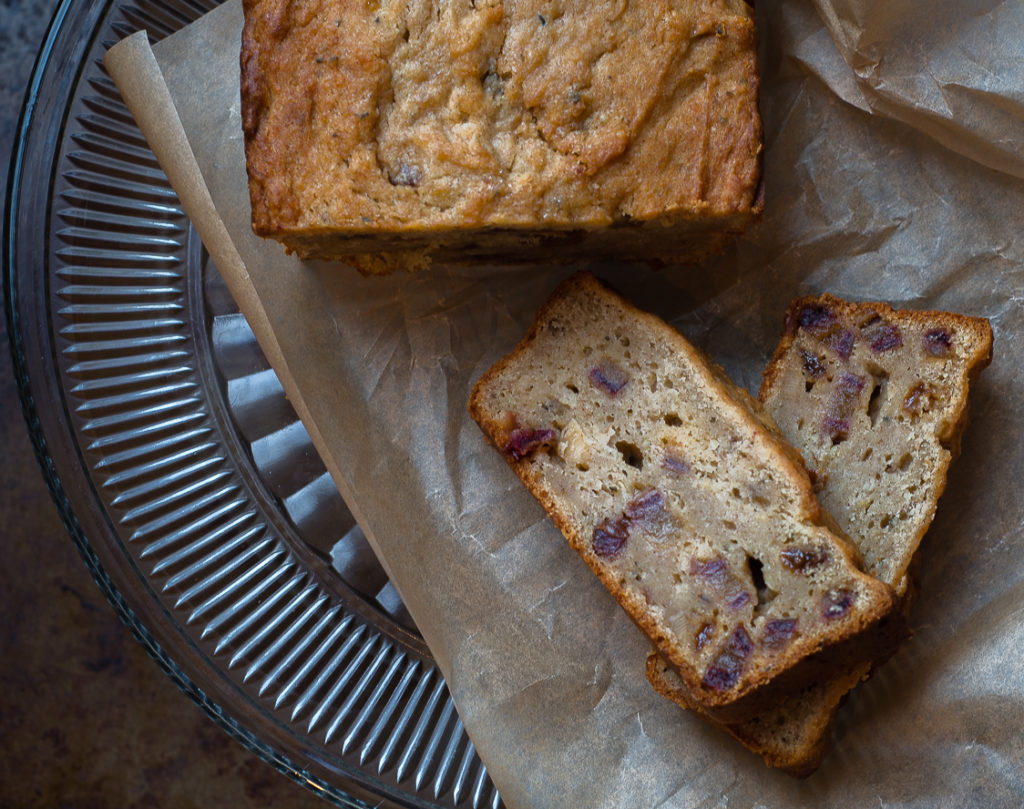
[4, 0, 502, 806]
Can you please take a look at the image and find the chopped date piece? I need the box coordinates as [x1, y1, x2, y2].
[836, 371, 866, 395]
[504, 427, 555, 460]
[593, 489, 674, 558]
[825, 328, 856, 360]
[625, 488, 665, 522]
[823, 589, 855, 620]
[388, 163, 422, 188]
[624, 488, 674, 541]
[868, 324, 903, 353]
[788, 303, 836, 335]
[701, 625, 754, 692]
[801, 351, 826, 379]
[690, 556, 751, 611]
[663, 455, 690, 475]
[823, 415, 850, 443]
[588, 359, 630, 395]
[690, 556, 729, 583]
[823, 372, 865, 442]
[780, 546, 829, 573]
[592, 517, 629, 559]
[695, 622, 714, 651]
[763, 618, 798, 649]
[923, 328, 953, 357]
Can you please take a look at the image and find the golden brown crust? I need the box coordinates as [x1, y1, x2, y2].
[240, 0, 764, 271]
[470, 273, 902, 721]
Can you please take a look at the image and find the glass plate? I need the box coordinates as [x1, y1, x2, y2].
[4, 0, 502, 806]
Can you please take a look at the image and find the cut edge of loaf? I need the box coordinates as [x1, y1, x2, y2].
[469, 273, 904, 722]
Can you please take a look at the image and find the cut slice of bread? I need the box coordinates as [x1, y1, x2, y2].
[470, 274, 903, 722]
[647, 293, 993, 774]
[765, 294, 994, 597]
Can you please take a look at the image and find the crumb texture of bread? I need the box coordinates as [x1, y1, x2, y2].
[240, 0, 763, 270]
[469, 274, 899, 718]
[645, 651, 859, 776]
[761, 294, 993, 594]
[647, 292, 993, 775]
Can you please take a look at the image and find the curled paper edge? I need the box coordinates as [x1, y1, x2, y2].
[101, 30, 405, 599]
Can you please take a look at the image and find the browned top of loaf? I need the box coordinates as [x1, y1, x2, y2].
[469, 274, 900, 714]
[241, 0, 762, 237]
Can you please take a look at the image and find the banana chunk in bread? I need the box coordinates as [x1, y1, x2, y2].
[469, 274, 902, 719]
[240, 0, 763, 273]
[648, 293, 993, 774]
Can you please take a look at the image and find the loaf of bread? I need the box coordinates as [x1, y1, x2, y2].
[240, 0, 763, 273]
[648, 293, 993, 774]
[469, 274, 904, 721]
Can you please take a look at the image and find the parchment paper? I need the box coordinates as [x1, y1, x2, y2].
[103, 1, 1024, 806]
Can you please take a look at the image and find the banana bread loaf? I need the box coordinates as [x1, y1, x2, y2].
[648, 293, 993, 774]
[240, 0, 763, 273]
[469, 274, 903, 721]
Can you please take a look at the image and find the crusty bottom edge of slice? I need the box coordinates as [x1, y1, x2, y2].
[646, 556, 921, 777]
[645, 649, 858, 777]
[469, 272, 905, 723]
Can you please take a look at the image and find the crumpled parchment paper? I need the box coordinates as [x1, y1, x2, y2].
[104, 1, 1024, 805]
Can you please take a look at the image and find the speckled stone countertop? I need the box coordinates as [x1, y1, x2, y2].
[0, 2, 334, 805]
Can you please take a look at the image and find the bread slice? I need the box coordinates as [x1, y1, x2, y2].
[240, 0, 763, 273]
[647, 293, 993, 774]
[765, 295, 993, 596]
[469, 274, 903, 721]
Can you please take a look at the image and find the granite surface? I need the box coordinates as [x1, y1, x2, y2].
[0, 2, 340, 806]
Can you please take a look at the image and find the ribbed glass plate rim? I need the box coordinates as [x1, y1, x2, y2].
[4, 1, 500, 807]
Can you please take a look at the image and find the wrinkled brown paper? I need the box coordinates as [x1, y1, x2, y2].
[104, 1, 1024, 806]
